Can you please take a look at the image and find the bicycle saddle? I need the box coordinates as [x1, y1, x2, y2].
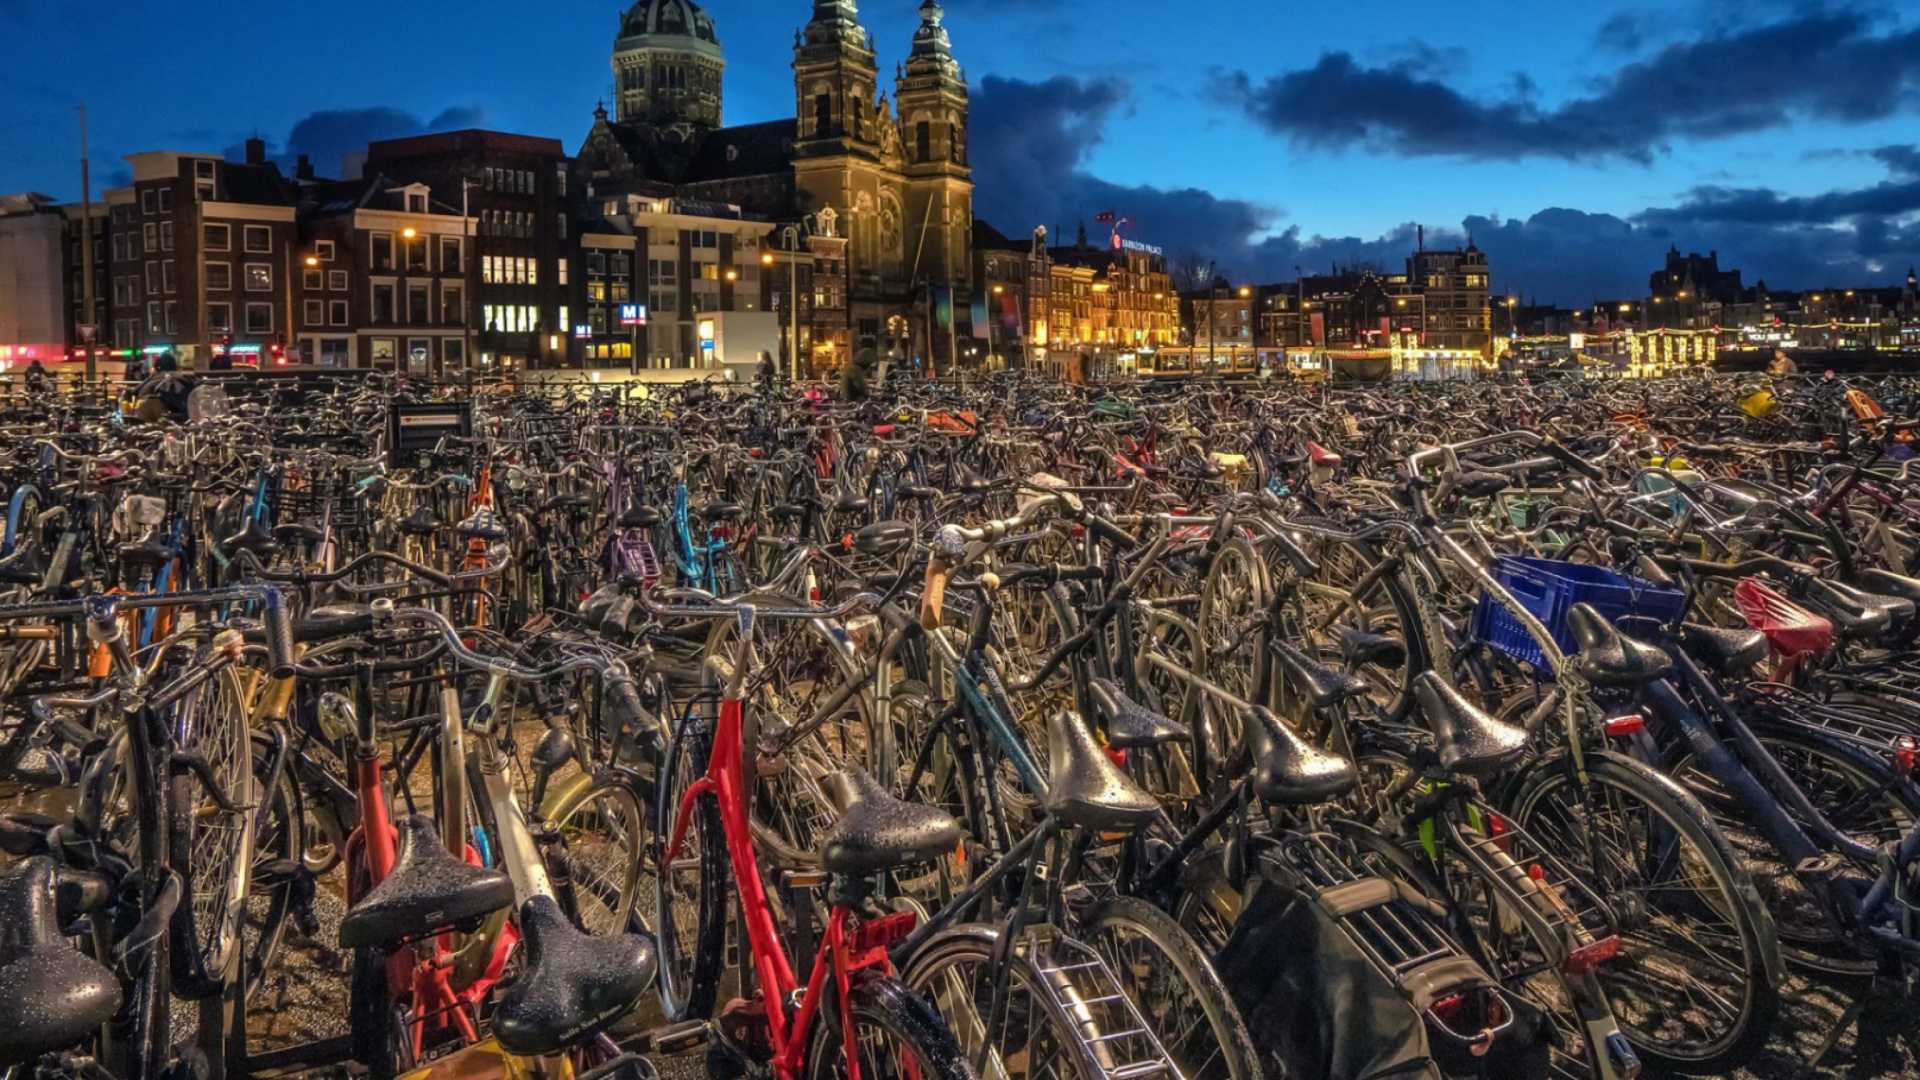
[273, 522, 327, 547]
[399, 504, 441, 536]
[338, 815, 514, 950]
[1088, 678, 1188, 750]
[1044, 711, 1160, 832]
[617, 504, 661, 529]
[1568, 604, 1673, 687]
[1853, 568, 1920, 611]
[1337, 627, 1407, 669]
[1798, 578, 1905, 641]
[952, 463, 992, 496]
[117, 537, 174, 569]
[853, 521, 915, 556]
[218, 517, 280, 560]
[1244, 705, 1356, 806]
[1305, 442, 1342, 468]
[819, 771, 962, 876]
[897, 484, 942, 502]
[492, 895, 656, 1057]
[1270, 637, 1373, 711]
[1676, 623, 1767, 675]
[456, 508, 508, 542]
[0, 543, 45, 586]
[1411, 673, 1527, 778]
[1453, 471, 1512, 500]
[833, 487, 871, 515]
[699, 501, 742, 522]
[0, 857, 121, 1067]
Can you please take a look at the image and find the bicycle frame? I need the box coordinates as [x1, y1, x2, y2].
[658, 620, 894, 1080]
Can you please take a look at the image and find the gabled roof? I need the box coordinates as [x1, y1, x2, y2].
[681, 119, 796, 183]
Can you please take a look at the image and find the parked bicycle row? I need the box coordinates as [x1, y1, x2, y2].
[4, 370, 1920, 1080]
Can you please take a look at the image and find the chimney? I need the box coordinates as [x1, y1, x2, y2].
[245, 137, 266, 165]
[1417, 224, 1425, 252]
[295, 154, 314, 181]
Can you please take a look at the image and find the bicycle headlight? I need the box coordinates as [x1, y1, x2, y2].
[316, 691, 357, 742]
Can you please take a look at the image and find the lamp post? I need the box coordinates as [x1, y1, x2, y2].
[461, 176, 480, 395]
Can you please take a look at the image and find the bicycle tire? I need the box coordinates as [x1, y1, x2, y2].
[549, 769, 652, 937]
[654, 709, 726, 1023]
[901, 924, 1097, 1080]
[1509, 750, 1779, 1077]
[242, 736, 300, 1003]
[347, 944, 417, 1080]
[1079, 897, 1262, 1080]
[1667, 717, 1916, 977]
[168, 661, 256, 1001]
[803, 973, 974, 1080]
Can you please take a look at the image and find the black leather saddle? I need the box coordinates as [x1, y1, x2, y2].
[0, 857, 121, 1067]
[1412, 673, 1527, 778]
[398, 504, 441, 537]
[1855, 568, 1920, 612]
[491, 895, 657, 1057]
[1677, 623, 1767, 675]
[953, 463, 992, 496]
[833, 487, 871, 515]
[0, 543, 45, 586]
[618, 504, 662, 529]
[117, 537, 174, 571]
[1338, 627, 1407, 669]
[854, 521, 915, 556]
[898, 484, 942, 503]
[1568, 604, 1673, 687]
[1044, 712, 1160, 831]
[1271, 637, 1374, 711]
[1088, 678, 1189, 750]
[274, 522, 327, 547]
[338, 815, 514, 951]
[218, 517, 279, 560]
[818, 771, 962, 877]
[1800, 578, 1907, 641]
[1243, 705, 1356, 806]
[699, 501, 743, 522]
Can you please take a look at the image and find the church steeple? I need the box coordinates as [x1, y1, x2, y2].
[794, 0, 878, 151]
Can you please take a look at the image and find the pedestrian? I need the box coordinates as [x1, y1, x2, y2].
[1767, 349, 1799, 379]
[841, 347, 877, 401]
[23, 359, 51, 395]
[755, 350, 777, 395]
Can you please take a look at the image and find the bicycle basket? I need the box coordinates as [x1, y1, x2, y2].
[1471, 557, 1685, 674]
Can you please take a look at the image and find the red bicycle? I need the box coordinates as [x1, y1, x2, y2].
[649, 591, 974, 1080]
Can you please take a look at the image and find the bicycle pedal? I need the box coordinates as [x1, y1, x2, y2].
[646, 1019, 713, 1056]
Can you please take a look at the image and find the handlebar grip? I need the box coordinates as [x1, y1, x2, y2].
[291, 608, 378, 644]
[920, 560, 954, 631]
[604, 673, 653, 738]
[1086, 514, 1138, 552]
[261, 589, 296, 680]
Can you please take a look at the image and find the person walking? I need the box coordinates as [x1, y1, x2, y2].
[841, 347, 877, 401]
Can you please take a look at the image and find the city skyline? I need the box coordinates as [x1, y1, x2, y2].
[3, 0, 1917, 304]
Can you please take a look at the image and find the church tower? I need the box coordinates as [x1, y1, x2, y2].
[793, 0, 908, 307]
[895, 1, 972, 300]
[611, 0, 724, 130]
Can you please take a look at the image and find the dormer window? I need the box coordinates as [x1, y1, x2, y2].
[408, 193, 427, 213]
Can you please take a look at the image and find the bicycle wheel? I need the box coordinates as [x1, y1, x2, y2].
[549, 771, 651, 936]
[1079, 897, 1261, 1080]
[168, 659, 257, 1000]
[1668, 719, 1915, 976]
[804, 974, 974, 1080]
[242, 736, 300, 1003]
[703, 590, 881, 866]
[1510, 751, 1778, 1076]
[902, 926, 1095, 1080]
[348, 944, 417, 1080]
[653, 709, 726, 1022]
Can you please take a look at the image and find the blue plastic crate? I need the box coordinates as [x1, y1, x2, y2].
[1471, 557, 1686, 675]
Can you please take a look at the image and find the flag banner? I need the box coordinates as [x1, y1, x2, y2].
[972, 292, 990, 339]
[935, 286, 954, 330]
[1310, 312, 1325, 344]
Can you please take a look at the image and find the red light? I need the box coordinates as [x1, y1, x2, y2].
[1564, 935, 1621, 976]
[1895, 738, 1918, 776]
[1604, 715, 1646, 738]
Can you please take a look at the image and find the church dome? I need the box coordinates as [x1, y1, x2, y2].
[618, 0, 719, 49]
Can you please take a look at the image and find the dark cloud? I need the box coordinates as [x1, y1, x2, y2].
[1872, 144, 1920, 179]
[1215, 9, 1920, 163]
[226, 105, 485, 178]
[973, 76, 1920, 306]
[1594, 12, 1647, 51]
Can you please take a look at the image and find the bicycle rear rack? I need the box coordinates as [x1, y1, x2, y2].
[1018, 926, 1173, 1080]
